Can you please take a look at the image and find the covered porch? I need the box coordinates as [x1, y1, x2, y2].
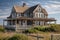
[3, 17, 56, 31]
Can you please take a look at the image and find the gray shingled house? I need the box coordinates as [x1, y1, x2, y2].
[3, 3, 56, 30]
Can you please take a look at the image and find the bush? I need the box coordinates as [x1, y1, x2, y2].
[8, 34, 28, 40]
[0, 34, 32, 40]
[0, 27, 5, 32]
[23, 28, 38, 33]
[34, 26, 55, 32]
[50, 24, 60, 32]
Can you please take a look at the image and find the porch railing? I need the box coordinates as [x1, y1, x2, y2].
[4, 25, 33, 30]
[4, 25, 50, 30]
[16, 25, 33, 30]
[4, 25, 16, 29]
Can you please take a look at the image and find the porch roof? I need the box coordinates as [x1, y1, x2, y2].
[4, 17, 56, 22]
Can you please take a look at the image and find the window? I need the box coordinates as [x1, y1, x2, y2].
[13, 21, 15, 25]
[17, 14, 21, 17]
[39, 13, 44, 18]
[17, 14, 19, 17]
[36, 14, 38, 17]
[35, 21, 40, 25]
[39, 13, 40, 18]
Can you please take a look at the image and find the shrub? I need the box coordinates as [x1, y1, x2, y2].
[23, 28, 38, 33]
[34, 26, 55, 32]
[50, 24, 60, 32]
[8, 34, 28, 40]
[0, 34, 32, 40]
[0, 27, 5, 32]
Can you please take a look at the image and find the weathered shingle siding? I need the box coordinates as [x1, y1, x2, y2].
[10, 7, 17, 18]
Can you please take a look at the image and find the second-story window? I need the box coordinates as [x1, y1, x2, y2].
[17, 14, 21, 17]
[35, 13, 38, 18]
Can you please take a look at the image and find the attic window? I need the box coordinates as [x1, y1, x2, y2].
[36, 10, 38, 12]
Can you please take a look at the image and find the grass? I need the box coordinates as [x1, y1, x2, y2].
[0, 32, 35, 40]
[0, 24, 60, 40]
[0, 25, 5, 32]
[50, 24, 60, 32]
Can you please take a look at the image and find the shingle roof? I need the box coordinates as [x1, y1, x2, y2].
[41, 8, 48, 16]
[14, 5, 29, 13]
[13, 4, 48, 16]
[27, 5, 38, 13]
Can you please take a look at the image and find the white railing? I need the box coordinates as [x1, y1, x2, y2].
[4, 25, 16, 28]
[16, 25, 33, 29]
[4, 25, 50, 30]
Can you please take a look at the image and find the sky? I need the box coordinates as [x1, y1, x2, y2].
[0, 0, 60, 25]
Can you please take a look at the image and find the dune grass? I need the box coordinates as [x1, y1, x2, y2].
[0, 24, 60, 40]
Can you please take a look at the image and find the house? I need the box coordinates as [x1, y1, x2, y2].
[3, 3, 56, 30]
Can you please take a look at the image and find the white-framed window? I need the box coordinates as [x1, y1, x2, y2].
[39, 13, 44, 18]
[17, 14, 21, 17]
[35, 13, 38, 18]
[40, 21, 44, 25]
[35, 21, 40, 25]
[34, 10, 45, 18]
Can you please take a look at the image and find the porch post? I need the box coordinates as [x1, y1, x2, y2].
[3, 20, 4, 27]
[11, 20, 12, 25]
[25, 20, 27, 26]
[49, 21, 51, 25]
[33, 21, 35, 27]
[15, 20, 17, 31]
[54, 21, 56, 24]
[19, 20, 21, 25]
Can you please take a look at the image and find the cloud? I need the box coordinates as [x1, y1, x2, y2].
[0, 8, 11, 18]
[49, 1, 60, 4]
[43, 1, 60, 14]
[0, 15, 8, 18]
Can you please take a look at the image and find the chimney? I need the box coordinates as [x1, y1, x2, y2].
[23, 3, 26, 7]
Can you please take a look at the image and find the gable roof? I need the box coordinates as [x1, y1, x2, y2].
[41, 8, 48, 16]
[14, 5, 29, 13]
[13, 4, 48, 16]
[27, 4, 38, 13]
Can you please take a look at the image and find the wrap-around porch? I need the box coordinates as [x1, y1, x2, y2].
[3, 17, 56, 31]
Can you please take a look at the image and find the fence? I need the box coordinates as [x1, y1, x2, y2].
[51, 34, 60, 40]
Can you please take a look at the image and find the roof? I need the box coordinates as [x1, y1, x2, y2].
[14, 5, 29, 13]
[13, 4, 48, 15]
[5, 17, 56, 21]
[27, 5, 38, 13]
[41, 8, 48, 16]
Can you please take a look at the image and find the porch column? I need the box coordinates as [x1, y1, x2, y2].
[15, 20, 17, 31]
[3, 20, 4, 27]
[44, 21, 47, 25]
[42, 21, 44, 26]
[25, 20, 27, 26]
[54, 21, 56, 24]
[19, 20, 21, 25]
[49, 21, 51, 25]
[25, 20, 27, 28]
[33, 21, 35, 26]
[11, 20, 12, 25]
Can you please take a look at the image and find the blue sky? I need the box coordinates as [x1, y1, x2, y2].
[0, 0, 60, 25]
